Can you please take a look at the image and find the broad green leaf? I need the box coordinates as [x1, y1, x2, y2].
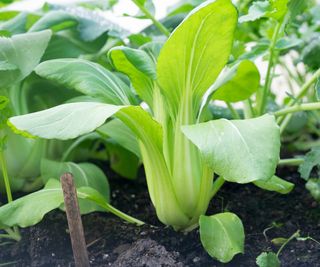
[35, 59, 136, 105]
[42, 34, 87, 59]
[9, 101, 161, 153]
[41, 159, 110, 213]
[39, 5, 128, 41]
[182, 114, 280, 183]
[0, 129, 45, 192]
[0, 12, 28, 34]
[270, 0, 289, 21]
[157, 0, 237, 117]
[210, 60, 260, 103]
[199, 212, 244, 263]
[0, 30, 52, 87]
[109, 46, 156, 107]
[239, 1, 271, 23]
[298, 147, 320, 180]
[97, 119, 141, 158]
[0, 179, 63, 228]
[8, 102, 124, 140]
[239, 0, 289, 23]
[254, 175, 294, 194]
[29, 11, 78, 33]
[0, 179, 135, 229]
[256, 252, 280, 267]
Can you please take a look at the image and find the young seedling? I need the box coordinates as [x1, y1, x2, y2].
[61, 173, 90, 267]
[257, 230, 320, 267]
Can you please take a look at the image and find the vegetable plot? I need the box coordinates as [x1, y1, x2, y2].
[6, 0, 285, 262]
[1, 0, 319, 264]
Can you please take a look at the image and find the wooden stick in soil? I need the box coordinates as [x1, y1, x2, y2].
[60, 173, 90, 267]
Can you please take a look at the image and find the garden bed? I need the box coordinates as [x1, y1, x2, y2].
[1, 166, 319, 267]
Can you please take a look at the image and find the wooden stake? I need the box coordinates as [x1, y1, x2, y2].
[60, 173, 90, 267]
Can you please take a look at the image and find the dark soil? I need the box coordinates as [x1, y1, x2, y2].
[1, 166, 320, 267]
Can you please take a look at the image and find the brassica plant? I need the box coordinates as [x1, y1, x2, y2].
[7, 0, 291, 261]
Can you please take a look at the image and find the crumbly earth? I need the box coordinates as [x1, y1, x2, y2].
[0, 166, 319, 267]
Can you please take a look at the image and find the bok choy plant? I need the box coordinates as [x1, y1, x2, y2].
[7, 0, 286, 261]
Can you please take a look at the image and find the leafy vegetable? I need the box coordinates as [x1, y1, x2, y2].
[210, 60, 260, 103]
[0, 30, 51, 87]
[8, 0, 284, 262]
[0, 179, 143, 229]
[254, 175, 294, 194]
[298, 147, 320, 180]
[182, 115, 280, 184]
[41, 159, 110, 213]
[199, 213, 244, 263]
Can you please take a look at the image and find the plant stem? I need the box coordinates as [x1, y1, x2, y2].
[1, 229, 21, 241]
[131, 0, 170, 37]
[277, 68, 320, 125]
[274, 102, 320, 117]
[0, 261, 19, 267]
[105, 202, 145, 226]
[0, 151, 13, 203]
[243, 99, 254, 119]
[226, 102, 241, 119]
[0, 151, 21, 241]
[277, 230, 300, 257]
[278, 158, 304, 166]
[259, 21, 282, 115]
[210, 176, 225, 199]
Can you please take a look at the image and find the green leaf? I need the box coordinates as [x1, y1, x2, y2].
[0, 30, 52, 87]
[0, 12, 28, 34]
[0, 179, 63, 228]
[239, 1, 271, 23]
[35, 59, 136, 105]
[256, 252, 280, 267]
[28, 11, 78, 33]
[199, 212, 244, 263]
[306, 179, 320, 201]
[157, 0, 237, 117]
[254, 175, 294, 194]
[0, 129, 45, 192]
[41, 159, 110, 213]
[40, 5, 128, 41]
[0, 179, 120, 229]
[182, 114, 280, 183]
[0, 11, 19, 21]
[298, 147, 320, 180]
[211, 60, 260, 103]
[239, 0, 289, 23]
[9, 102, 162, 158]
[8, 102, 124, 140]
[109, 46, 156, 107]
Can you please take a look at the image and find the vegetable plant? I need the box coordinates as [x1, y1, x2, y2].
[5, 0, 290, 262]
